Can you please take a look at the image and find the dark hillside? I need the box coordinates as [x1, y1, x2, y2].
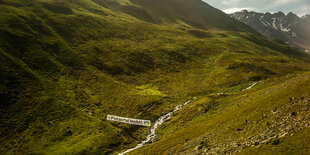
[129, 0, 258, 32]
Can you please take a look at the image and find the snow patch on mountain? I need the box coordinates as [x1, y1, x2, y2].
[272, 18, 278, 30]
[260, 16, 270, 27]
[280, 23, 291, 32]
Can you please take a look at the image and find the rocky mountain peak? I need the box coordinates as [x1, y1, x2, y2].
[230, 11, 310, 52]
[287, 12, 299, 20]
[274, 11, 285, 17]
[241, 10, 248, 13]
[265, 12, 272, 15]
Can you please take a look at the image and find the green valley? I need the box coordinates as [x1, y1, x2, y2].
[0, 0, 309, 154]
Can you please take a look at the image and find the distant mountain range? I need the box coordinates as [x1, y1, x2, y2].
[231, 10, 310, 52]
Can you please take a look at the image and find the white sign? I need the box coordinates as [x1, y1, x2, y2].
[107, 115, 151, 126]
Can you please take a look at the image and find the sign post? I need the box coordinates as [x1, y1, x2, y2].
[107, 115, 151, 126]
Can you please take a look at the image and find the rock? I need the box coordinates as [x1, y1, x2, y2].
[261, 114, 267, 118]
[196, 145, 203, 150]
[291, 112, 297, 117]
[94, 102, 101, 106]
[64, 130, 73, 136]
[272, 139, 280, 145]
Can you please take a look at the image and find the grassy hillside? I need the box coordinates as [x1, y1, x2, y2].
[131, 71, 310, 154]
[0, 0, 310, 154]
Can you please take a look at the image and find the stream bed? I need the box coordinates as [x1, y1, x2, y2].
[118, 97, 197, 155]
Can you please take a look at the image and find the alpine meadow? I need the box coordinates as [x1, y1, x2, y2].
[0, 0, 310, 154]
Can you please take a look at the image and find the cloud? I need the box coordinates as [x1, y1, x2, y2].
[262, 0, 303, 11]
[293, 3, 310, 17]
[223, 8, 255, 14]
[222, 0, 241, 6]
[203, 0, 310, 16]
[273, 0, 301, 6]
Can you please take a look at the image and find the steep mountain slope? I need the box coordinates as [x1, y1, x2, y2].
[91, 0, 258, 33]
[1, 0, 310, 154]
[231, 10, 310, 52]
[129, 0, 258, 32]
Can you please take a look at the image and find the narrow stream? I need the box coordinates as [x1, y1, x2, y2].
[242, 81, 260, 91]
[118, 97, 197, 155]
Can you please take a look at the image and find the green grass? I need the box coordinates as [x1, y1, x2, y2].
[1, 0, 310, 154]
[130, 72, 310, 154]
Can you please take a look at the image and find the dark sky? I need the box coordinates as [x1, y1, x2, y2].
[202, 0, 310, 17]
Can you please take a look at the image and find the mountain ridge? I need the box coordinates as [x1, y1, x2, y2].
[231, 10, 310, 52]
[89, 0, 260, 34]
